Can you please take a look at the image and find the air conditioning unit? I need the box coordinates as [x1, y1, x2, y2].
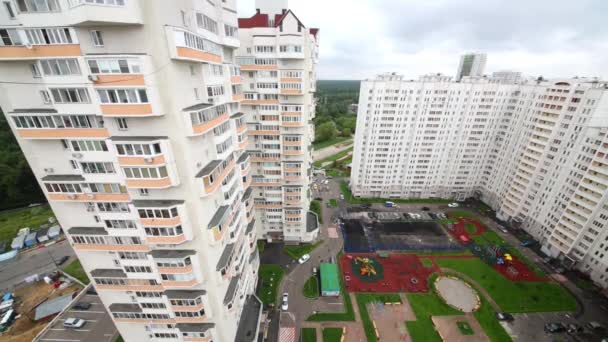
[44, 168, 54, 173]
[72, 153, 83, 159]
[87, 75, 99, 82]
[67, 194, 77, 199]
[24, 42, 33, 49]
[144, 157, 154, 163]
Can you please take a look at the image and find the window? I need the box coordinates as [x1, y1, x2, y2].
[123, 166, 168, 179]
[50, 88, 90, 103]
[115, 142, 161, 156]
[224, 24, 237, 37]
[80, 162, 115, 174]
[40, 59, 81, 76]
[90, 30, 104, 46]
[138, 207, 178, 219]
[206, 85, 225, 97]
[17, 0, 60, 12]
[196, 13, 218, 34]
[0, 28, 21, 46]
[70, 140, 108, 152]
[181, 31, 221, 56]
[4, 2, 15, 19]
[40, 90, 51, 104]
[24, 28, 73, 45]
[116, 118, 128, 130]
[97, 89, 148, 104]
[87, 59, 140, 74]
[139, 188, 149, 196]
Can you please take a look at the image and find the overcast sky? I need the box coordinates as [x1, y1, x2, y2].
[237, 0, 608, 80]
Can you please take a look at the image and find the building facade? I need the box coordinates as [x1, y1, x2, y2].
[0, 1, 264, 341]
[237, 0, 319, 243]
[456, 52, 487, 81]
[351, 73, 608, 288]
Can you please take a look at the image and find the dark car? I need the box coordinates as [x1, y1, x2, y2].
[495, 312, 514, 322]
[567, 323, 583, 334]
[421, 207, 430, 211]
[57, 256, 70, 265]
[73, 302, 91, 311]
[360, 203, 371, 209]
[544, 323, 566, 333]
[520, 240, 537, 247]
[314, 197, 322, 201]
[86, 287, 97, 295]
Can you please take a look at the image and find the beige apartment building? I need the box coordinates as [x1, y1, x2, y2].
[0, 0, 310, 340]
[237, 0, 319, 243]
[352, 73, 608, 288]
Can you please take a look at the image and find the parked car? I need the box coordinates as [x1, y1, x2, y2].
[339, 194, 344, 200]
[421, 207, 430, 211]
[281, 293, 289, 311]
[314, 197, 322, 201]
[567, 323, 583, 334]
[520, 240, 537, 247]
[497, 225, 509, 233]
[384, 201, 395, 208]
[544, 323, 566, 333]
[312, 267, 317, 275]
[73, 302, 91, 311]
[63, 318, 86, 329]
[298, 254, 311, 264]
[448, 202, 459, 208]
[85, 287, 97, 295]
[586, 321, 604, 331]
[495, 312, 514, 322]
[57, 256, 70, 265]
[360, 203, 371, 209]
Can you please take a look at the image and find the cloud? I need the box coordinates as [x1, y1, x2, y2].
[237, 0, 608, 80]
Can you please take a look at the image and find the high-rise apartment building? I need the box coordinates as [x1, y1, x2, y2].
[351, 73, 608, 288]
[456, 52, 487, 81]
[0, 1, 273, 341]
[237, 0, 319, 243]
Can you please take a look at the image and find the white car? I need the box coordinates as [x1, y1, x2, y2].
[339, 194, 344, 200]
[448, 202, 459, 208]
[298, 254, 311, 264]
[63, 318, 86, 329]
[281, 293, 289, 311]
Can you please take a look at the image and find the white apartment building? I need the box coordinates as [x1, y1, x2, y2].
[351, 73, 608, 288]
[456, 52, 487, 81]
[0, 1, 263, 341]
[236, 0, 319, 243]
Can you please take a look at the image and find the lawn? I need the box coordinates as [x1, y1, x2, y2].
[446, 210, 479, 219]
[313, 148, 353, 168]
[474, 296, 512, 342]
[303, 276, 320, 299]
[62, 259, 90, 284]
[406, 290, 461, 342]
[356, 293, 402, 342]
[284, 240, 323, 260]
[436, 258, 576, 312]
[301, 328, 317, 342]
[257, 240, 266, 253]
[464, 223, 477, 234]
[310, 200, 323, 224]
[313, 137, 351, 150]
[0, 205, 55, 246]
[328, 199, 338, 208]
[420, 258, 434, 267]
[322, 327, 343, 342]
[258, 264, 285, 305]
[339, 181, 452, 205]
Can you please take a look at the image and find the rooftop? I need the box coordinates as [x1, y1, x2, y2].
[235, 295, 263, 342]
[34, 293, 75, 320]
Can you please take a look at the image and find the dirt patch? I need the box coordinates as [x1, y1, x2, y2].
[432, 314, 490, 342]
[368, 294, 416, 341]
[0, 281, 82, 341]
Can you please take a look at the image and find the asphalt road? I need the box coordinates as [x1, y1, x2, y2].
[0, 239, 76, 291]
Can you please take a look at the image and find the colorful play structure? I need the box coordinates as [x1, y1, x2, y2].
[354, 257, 377, 277]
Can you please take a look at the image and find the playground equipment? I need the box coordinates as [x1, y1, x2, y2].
[355, 257, 377, 277]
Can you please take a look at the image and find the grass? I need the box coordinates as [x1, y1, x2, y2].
[310, 200, 323, 224]
[456, 321, 474, 335]
[328, 199, 338, 208]
[313, 148, 353, 167]
[420, 258, 434, 267]
[0, 205, 55, 246]
[435, 258, 576, 313]
[62, 259, 90, 284]
[474, 296, 512, 342]
[464, 223, 477, 234]
[258, 264, 285, 305]
[406, 288, 461, 342]
[114, 337, 124, 342]
[313, 136, 351, 150]
[303, 276, 320, 299]
[257, 240, 266, 253]
[307, 253, 355, 322]
[326, 169, 347, 177]
[284, 240, 323, 260]
[356, 293, 402, 342]
[339, 181, 452, 205]
[322, 327, 343, 342]
[301, 328, 317, 342]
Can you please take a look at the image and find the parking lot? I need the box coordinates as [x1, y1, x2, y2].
[37, 289, 117, 342]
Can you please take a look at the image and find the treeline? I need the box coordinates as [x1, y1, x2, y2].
[0, 110, 46, 210]
[314, 80, 360, 142]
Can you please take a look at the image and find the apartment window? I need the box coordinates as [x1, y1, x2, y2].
[69, 160, 78, 169]
[97, 202, 129, 213]
[24, 27, 73, 45]
[29, 64, 41, 78]
[97, 89, 148, 104]
[70, 140, 108, 152]
[123, 166, 168, 179]
[116, 117, 128, 130]
[4, 2, 15, 19]
[90, 30, 104, 46]
[115, 143, 161, 156]
[0, 28, 21, 46]
[138, 207, 178, 219]
[206, 85, 225, 97]
[50, 88, 90, 103]
[40, 59, 81, 76]
[224, 24, 237, 37]
[144, 225, 183, 237]
[80, 162, 115, 174]
[196, 13, 218, 34]
[17, 0, 60, 12]
[194, 88, 199, 100]
[87, 59, 140, 74]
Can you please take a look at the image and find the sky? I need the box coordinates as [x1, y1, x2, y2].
[236, 0, 608, 80]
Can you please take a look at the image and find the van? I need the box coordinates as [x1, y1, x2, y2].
[384, 201, 395, 208]
[0, 300, 13, 314]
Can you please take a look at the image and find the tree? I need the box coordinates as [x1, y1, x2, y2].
[315, 121, 336, 142]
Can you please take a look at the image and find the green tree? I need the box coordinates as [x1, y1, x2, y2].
[316, 121, 337, 142]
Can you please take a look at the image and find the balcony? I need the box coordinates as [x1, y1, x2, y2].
[165, 290, 207, 313]
[91, 269, 163, 291]
[177, 324, 214, 342]
[10, 110, 109, 140]
[185, 103, 230, 136]
[68, 227, 150, 252]
[146, 234, 188, 245]
[167, 27, 222, 64]
[0, 28, 81, 60]
[100, 103, 154, 117]
[151, 249, 195, 274]
[117, 155, 166, 167]
[197, 157, 236, 196]
[67, 0, 143, 26]
[231, 76, 242, 83]
[126, 177, 173, 189]
[109, 303, 172, 324]
[42, 175, 131, 202]
[236, 57, 278, 71]
[207, 205, 230, 242]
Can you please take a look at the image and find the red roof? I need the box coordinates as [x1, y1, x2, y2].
[310, 28, 319, 37]
[237, 12, 269, 28]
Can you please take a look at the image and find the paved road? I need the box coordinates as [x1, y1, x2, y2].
[278, 176, 346, 341]
[0, 239, 76, 291]
[312, 141, 353, 161]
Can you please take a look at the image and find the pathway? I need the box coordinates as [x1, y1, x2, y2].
[301, 293, 366, 342]
[313, 141, 353, 161]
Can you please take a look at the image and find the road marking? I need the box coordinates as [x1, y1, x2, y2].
[75, 329, 90, 332]
[50, 328, 66, 331]
[40, 339, 81, 342]
[57, 319, 97, 322]
[327, 302, 343, 305]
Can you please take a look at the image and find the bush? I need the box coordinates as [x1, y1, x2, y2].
[310, 200, 323, 224]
